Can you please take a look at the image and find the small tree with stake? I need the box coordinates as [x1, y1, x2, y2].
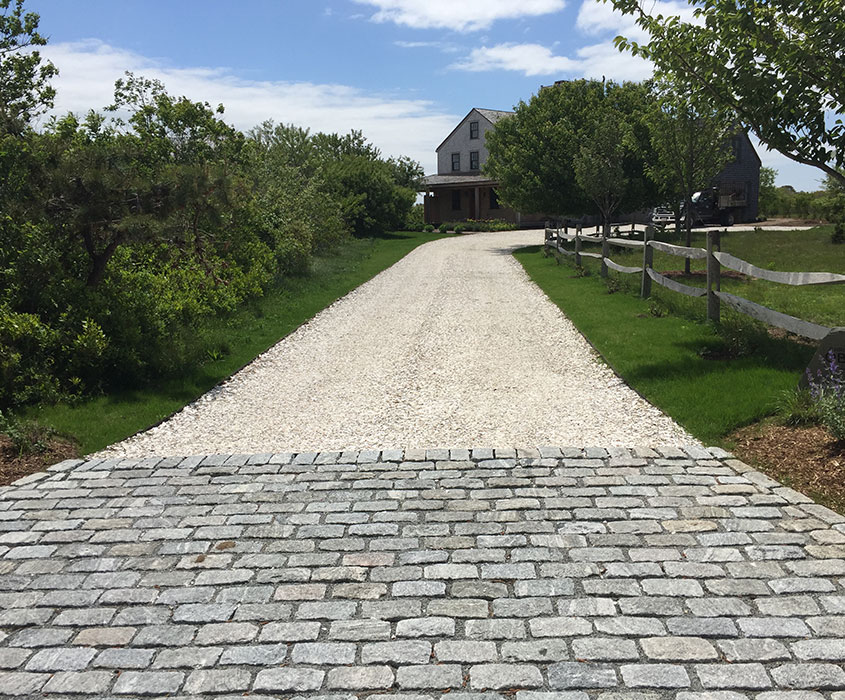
[644, 82, 734, 272]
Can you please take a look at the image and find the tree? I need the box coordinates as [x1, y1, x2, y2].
[644, 83, 734, 271]
[606, 0, 845, 187]
[0, 0, 57, 134]
[485, 79, 658, 220]
[822, 170, 845, 244]
[323, 155, 415, 237]
[757, 166, 778, 218]
[572, 110, 631, 236]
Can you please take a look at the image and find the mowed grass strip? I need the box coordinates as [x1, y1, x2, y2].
[32, 231, 449, 455]
[590, 226, 845, 327]
[514, 245, 815, 445]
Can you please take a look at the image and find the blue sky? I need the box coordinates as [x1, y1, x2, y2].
[30, 0, 824, 190]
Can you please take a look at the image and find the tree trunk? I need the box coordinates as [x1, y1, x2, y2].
[684, 196, 693, 275]
[84, 233, 122, 287]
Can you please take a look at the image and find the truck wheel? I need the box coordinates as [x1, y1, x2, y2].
[720, 211, 735, 226]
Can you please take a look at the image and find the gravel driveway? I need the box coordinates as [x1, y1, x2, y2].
[101, 231, 695, 457]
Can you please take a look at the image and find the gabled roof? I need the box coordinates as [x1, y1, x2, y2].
[436, 107, 514, 153]
[475, 109, 514, 124]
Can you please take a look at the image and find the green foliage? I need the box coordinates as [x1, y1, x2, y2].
[573, 110, 631, 229]
[34, 231, 447, 455]
[485, 79, 658, 222]
[807, 351, 845, 441]
[0, 5, 424, 413]
[645, 81, 734, 249]
[403, 203, 425, 231]
[0, 409, 55, 456]
[0, 0, 57, 134]
[776, 388, 822, 426]
[424, 224, 435, 233]
[441, 219, 511, 232]
[324, 155, 415, 237]
[607, 0, 845, 188]
[454, 225, 465, 234]
[758, 167, 778, 217]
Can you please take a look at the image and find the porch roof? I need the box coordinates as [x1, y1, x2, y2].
[421, 174, 498, 189]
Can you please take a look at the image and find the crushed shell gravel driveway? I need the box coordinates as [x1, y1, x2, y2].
[101, 231, 695, 458]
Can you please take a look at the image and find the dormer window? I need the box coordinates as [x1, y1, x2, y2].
[451, 153, 461, 171]
[469, 121, 479, 139]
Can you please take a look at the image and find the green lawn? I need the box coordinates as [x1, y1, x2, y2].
[588, 226, 844, 327]
[30, 231, 448, 455]
[514, 243, 817, 445]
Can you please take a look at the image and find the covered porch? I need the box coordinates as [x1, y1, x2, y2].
[421, 174, 540, 227]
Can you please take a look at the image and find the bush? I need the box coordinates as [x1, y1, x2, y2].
[441, 219, 511, 233]
[776, 388, 823, 426]
[438, 223, 448, 234]
[404, 203, 425, 231]
[807, 351, 845, 440]
[423, 224, 434, 233]
[454, 224, 466, 234]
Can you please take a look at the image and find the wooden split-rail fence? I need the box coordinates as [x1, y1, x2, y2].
[543, 222, 845, 341]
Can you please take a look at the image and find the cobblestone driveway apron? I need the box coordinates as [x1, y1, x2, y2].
[3, 447, 845, 698]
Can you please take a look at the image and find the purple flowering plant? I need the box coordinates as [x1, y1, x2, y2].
[806, 350, 845, 441]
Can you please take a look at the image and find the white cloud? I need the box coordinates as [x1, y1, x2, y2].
[452, 44, 580, 76]
[576, 0, 701, 40]
[451, 41, 652, 81]
[394, 40, 460, 53]
[39, 40, 456, 174]
[353, 0, 566, 32]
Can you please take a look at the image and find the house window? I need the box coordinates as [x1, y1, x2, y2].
[469, 121, 479, 139]
[489, 188, 500, 210]
[451, 190, 461, 210]
[470, 151, 479, 170]
[451, 152, 460, 171]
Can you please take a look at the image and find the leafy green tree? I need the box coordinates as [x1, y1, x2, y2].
[0, 0, 57, 134]
[606, 0, 845, 188]
[822, 170, 845, 243]
[757, 166, 778, 218]
[323, 155, 415, 237]
[485, 79, 657, 220]
[644, 83, 734, 270]
[573, 111, 631, 236]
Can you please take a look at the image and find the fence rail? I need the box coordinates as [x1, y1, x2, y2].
[543, 222, 842, 341]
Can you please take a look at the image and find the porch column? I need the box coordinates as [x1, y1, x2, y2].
[474, 187, 480, 219]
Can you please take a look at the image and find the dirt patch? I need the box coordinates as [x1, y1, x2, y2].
[754, 217, 823, 228]
[0, 435, 80, 486]
[660, 269, 747, 281]
[730, 422, 845, 513]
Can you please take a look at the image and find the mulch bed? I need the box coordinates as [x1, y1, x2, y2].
[730, 422, 845, 513]
[0, 435, 79, 487]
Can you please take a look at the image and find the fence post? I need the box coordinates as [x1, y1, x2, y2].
[600, 223, 609, 278]
[575, 225, 582, 266]
[641, 225, 653, 298]
[706, 230, 721, 323]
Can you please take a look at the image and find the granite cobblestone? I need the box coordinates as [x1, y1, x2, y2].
[1, 447, 845, 698]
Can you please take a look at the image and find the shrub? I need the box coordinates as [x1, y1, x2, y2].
[404, 203, 425, 231]
[776, 388, 823, 426]
[438, 223, 448, 234]
[807, 350, 845, 441]
[454, 224, 465, 234]
[423, 224, 434, 233]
